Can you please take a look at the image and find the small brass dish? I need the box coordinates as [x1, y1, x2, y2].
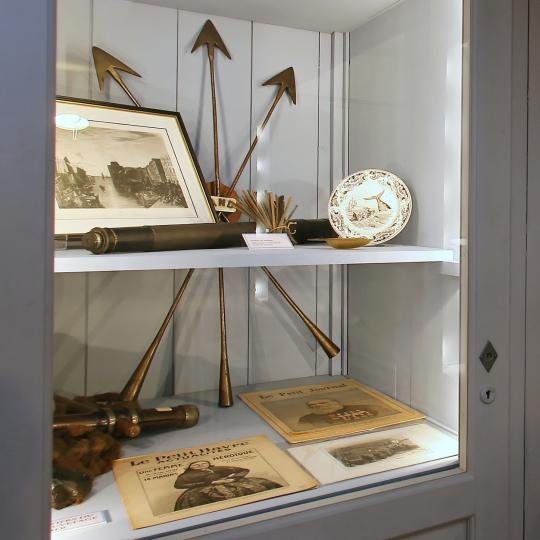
[325, 237, 370, 249]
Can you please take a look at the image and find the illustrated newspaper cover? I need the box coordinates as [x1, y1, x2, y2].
[239, 379, 425, 444]
[288, 423, 458, 484]
[112, 435, 318, 529]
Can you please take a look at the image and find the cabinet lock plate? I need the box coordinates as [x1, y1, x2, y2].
[479, 341, 498, 373]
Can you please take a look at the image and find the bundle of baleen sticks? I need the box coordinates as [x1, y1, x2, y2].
[234, 190, 298, 233]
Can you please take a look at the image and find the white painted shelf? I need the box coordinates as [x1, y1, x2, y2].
[51, 376, 459, 540]
[54, 245, 455, 273]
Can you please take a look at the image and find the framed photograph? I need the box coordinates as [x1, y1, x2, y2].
[288, 423, 458, 484]
[55, 97, 216, 233]
[112, 435, 318, 529]
[239, 379, 425, 444]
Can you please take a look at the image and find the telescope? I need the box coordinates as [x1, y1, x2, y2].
[54, 403, 199, 438]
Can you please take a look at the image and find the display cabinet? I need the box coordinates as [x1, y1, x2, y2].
[51, 1, 465, 537]
[0, 0, 528, 539]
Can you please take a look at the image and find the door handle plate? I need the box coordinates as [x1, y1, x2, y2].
[479, 340, 498, 373]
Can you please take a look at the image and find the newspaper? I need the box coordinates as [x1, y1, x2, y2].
[239, 379, 425, 443]
[113, 435, 318, 529]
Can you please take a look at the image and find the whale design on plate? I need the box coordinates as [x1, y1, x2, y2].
[328, 169, 412, 245]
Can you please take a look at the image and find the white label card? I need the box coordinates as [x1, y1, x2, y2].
[242, 233, 294, 250]
[51, 511, 109, 533]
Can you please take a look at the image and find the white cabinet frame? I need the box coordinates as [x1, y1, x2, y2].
[0, 2, 56, 540]
[526, 0, 540, 538]
[0, 0, 529, 538]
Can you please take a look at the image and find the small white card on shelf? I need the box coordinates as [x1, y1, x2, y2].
[242, 233, 294, 250]
[51, 511, 109, 534]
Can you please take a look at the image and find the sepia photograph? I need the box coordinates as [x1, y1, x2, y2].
[55, 99, 215, 233]
[113, 435, 318, 529]
[329, 436, 419, 467]
[288, 423, 459, 485]
[239, 379, 425, 444]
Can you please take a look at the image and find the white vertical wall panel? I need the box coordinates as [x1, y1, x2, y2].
[174, 12, 252, 394]
[409, 274, 460, 431]
[315, 33, 333, 375]
[56, 0, 92, 99]
[318, 33, 333, 220]
[249, 23, 320, 383]
[86, 270, 174, 398]
[92, 0, 178, 109]
[347, 0, 462, 430]
[87, 0, 178, 398]
[348, 263, 459, 431]
[250, 23, 319, 218]
[53, 274, 87, 395]
[348, 264, 416, 403]
[54, 0, 92, 396]
[330, 32, 349, 375]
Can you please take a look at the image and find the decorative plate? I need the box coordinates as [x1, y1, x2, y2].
[328, 169, 412, 244]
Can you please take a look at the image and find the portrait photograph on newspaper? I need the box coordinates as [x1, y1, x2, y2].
[239, 379, 425, 444]
[112, 435, 318, 529]
[287, 423, 458, 484]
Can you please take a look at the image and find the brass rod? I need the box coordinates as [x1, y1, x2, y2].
[110, 69, 141, 108]
[260, 266, 340, 359]
[229, 91, 282, 194]
[197, 22, 233, 407]
[208, 51, 221, 196]
[218, 268, 234, 407]
[120, 269, 195, 402]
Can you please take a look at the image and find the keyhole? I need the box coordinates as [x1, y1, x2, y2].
[480, 386, 496, 404]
